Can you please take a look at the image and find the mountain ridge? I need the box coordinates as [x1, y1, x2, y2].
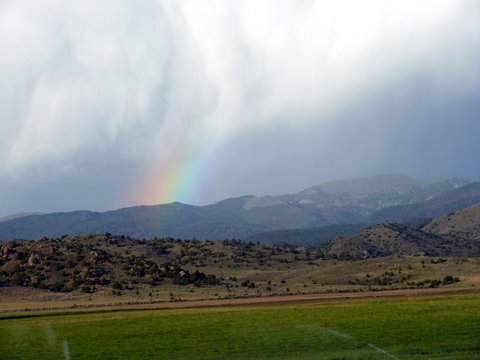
[0, 175, 474, 241]
[367, 182, 480, 225]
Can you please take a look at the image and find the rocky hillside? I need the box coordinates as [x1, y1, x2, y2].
[322, 224, 480, 259]
[422, 203, 480, 239]
[324, 204, 480, 259]
[0, 234, 313, 292]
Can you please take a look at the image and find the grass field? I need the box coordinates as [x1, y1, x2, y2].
[1, 294, 480, 359]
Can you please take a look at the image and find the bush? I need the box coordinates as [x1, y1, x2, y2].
[12, 272, 27, 286]
[111, 281, 123, 290]
[442, 275, 459, 285]
[240, 280, 255, 288]
[15, 252, 29, 261]
[80, 286, 93, 293]
[50, 281, 67, 292]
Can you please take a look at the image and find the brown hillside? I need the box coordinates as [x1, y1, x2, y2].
[323, 223, 480, 260]
[422, 203, 480, 240]
[0, 234, 314, 292]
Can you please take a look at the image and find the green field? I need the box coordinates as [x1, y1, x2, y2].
[1, 294, 480, 359]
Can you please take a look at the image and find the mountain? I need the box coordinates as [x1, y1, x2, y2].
[0, 212, 44, 223]
[282, 174, 468, 213]
[367, 182, 480, 226]
[323, 203, 480, 259]
[0, 175, 472, 240]
[244, 182, 480, 247]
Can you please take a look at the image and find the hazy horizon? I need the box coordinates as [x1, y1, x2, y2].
[1, 1, 479, 217]
[0, 173, 475, 217]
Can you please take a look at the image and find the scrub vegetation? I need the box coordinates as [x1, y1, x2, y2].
[1, 232, 479, 312]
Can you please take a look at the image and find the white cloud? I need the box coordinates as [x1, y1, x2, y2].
[0, 0, 479, 184]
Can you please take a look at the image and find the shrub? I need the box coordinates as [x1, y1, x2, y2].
[81, 286, 93, 293]
[50, 281, 67, 292]
[442, 275, 459, 285]
[111, 281, 123, 290]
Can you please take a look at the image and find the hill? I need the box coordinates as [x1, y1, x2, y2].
[322, 224, 480, 259]
[0, 234, 305, 292]
[324, 203, 480, 259]
[1, 232, 477, 300]
[422, 203, 480, 239]
[0, 175, 470, 240]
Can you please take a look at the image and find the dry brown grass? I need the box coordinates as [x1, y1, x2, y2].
[2, 255, 479, 313]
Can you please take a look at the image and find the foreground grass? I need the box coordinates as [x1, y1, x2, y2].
[1, 294, 479, 359]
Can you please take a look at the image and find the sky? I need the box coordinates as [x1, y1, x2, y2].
[1, 0, 480, 216]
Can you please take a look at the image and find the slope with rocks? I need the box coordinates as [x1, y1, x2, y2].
[323, 224, 448, 259]
[422, 203, 480, 240]
[0, 234, 307, 292]
[324, 203, 480, 259]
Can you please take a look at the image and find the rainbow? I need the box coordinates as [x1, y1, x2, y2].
[133, 145, 217, 206]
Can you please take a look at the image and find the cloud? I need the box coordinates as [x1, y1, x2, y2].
[0, 0, 479, 213]
[1, 1, 172, 173]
